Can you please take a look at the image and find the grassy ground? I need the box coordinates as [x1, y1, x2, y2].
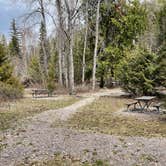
[17, 153, 109, 166]
[0, 97, 79, 131]
[55, 97, 166, 137]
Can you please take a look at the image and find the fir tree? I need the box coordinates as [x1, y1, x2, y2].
[47, 52, 57, 93]
[28, 55, 42, 84]
[0, 43, 12, 82]
[39, 21, 50, 77]
[9, 19, 21, 59]
[0, 43, 23, 100]
[116, 48, 157, 95]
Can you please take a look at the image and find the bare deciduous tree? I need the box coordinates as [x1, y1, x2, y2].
[22, 0, 50, 78]
[64, 0, 81, 94]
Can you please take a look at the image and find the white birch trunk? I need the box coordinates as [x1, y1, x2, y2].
[82, 2, 88, 85]
[64, 0, 75, 94]
[92, 0, 100, 90]
[68, 21, 75, 94]
[40, 0, 48, 76]
[21, 29, 28, 77]
[62, 20, 69, 88]
[62, 50, 69, 88]
[58, 32, 63, 85]
[56, 0, 63, 86]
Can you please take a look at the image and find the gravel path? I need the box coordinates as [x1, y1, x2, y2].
[0, 89, 166, 166]
[33, 97, 96, 122]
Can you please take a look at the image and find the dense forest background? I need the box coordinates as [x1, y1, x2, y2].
[0, 0, 165, 97]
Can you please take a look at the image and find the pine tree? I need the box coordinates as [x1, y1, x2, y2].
[9, 19, 21, 59]
[39, 21, 50, 81]
[47, 52, 57, 93]
[28, 55, 42, 84]
[0, 43, 12, 82]
[0, 43, 23, 100]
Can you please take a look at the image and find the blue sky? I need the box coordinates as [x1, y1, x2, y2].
[0, 0, 54, 40]
[0, 0, 26, 39]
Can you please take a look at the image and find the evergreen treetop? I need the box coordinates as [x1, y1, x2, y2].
[9, 19, 21, 59]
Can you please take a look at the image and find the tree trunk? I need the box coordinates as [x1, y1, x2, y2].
[40, 0, 49, 76]
[82, 2, 88, 86]
[56, 0, 70, 88]
[21, 29, 28, 77]
[56, 0, 63, 86]
[62, 19, 69, 88]
[68, 20, 75, 94]
[64, 0, 75, 95]
[62, 50, 69, 88]
[99, 75, 104, 88]
[92, 0, 100, 90]
[58, 32, 63, 85]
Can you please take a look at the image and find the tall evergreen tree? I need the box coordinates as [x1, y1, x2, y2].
[0, 43, 12, 82]
[9, 19, 21, 59]
[39, 21, 50, 85]
[0, 42, 23, 100]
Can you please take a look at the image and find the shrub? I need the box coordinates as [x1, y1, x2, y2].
[0, 81, 23, 101]
[116, 48, 157, 96]
[0, 43, 23, 101]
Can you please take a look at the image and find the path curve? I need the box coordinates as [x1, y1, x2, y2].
[33, 97, 96, 122]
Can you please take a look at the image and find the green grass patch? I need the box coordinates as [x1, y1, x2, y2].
[56, 97, 166, 137]
[0, 97, 79, 131]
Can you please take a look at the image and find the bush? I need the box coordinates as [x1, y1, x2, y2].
[0, 81, 23, 101]
[0, 43, 23, 101]
[116, 48, 157, 96]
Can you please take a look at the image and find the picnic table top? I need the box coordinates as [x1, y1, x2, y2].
[32, 89, 48, 91]
[135, 96, 156, 101]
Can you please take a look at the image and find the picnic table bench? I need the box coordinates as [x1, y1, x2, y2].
[125, 101, 138, 111]
[32, 89, 52, 98]
[153, 103, 164, 112]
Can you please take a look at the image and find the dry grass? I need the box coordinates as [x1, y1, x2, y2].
[58, 97, 166, 137]
[0, 97, 79, 131]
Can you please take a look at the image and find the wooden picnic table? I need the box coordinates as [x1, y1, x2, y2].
[32, 89, 52, 98]
[135, 96, 156, 111]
